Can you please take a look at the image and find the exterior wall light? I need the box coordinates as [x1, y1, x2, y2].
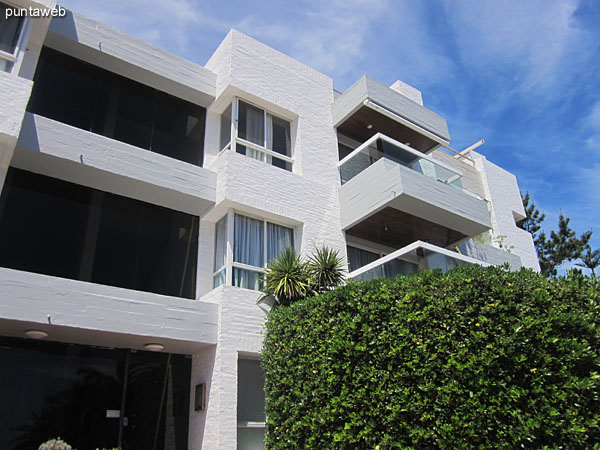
[144, 343, 165, 351]
[25, 330, 48, 339]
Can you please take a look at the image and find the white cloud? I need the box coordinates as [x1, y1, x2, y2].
[236, 0, 389, 78]
[586, 102, 600, 128]
[441, 0, 589, 94]
[59, 0, 231, 56]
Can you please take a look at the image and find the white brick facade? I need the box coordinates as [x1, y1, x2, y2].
[0, 6, 539, 450]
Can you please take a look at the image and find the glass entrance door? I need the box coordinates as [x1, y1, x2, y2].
[0, 337, 190, 450]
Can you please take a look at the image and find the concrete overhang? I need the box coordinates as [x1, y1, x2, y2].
[14, 113, 216, 217]
[44, 9, 216, 108]
[0, 267, 218, 354]
[333, 76, 450, 152]
[340, 157, 492, 246]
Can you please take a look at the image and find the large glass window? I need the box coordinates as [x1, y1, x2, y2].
[212, 212, 294, 291]
[220, 99, 293, 171]
[27, 47, 206, 166]
[347, 244, 417, 280]
[1, 337, 191, 450]
[0, 168, 198, 298]
[0, 2, 25, 56]
[237, 358, 265, 450]
[213, 216, 228, 288]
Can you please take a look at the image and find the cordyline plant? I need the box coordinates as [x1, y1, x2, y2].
[259, 246, 345, 307]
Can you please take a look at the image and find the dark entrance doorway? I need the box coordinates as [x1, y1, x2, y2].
[0, 337, 190, 450]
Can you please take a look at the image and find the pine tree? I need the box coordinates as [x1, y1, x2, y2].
[576, 246, 600, 277]
[519, 193, 592, 277]
[538, 214, 592, 277]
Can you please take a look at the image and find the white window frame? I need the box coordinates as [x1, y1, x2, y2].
[0, 2, 30, 74]
[237, 355, 266, 449]
[212, 209, 297, 290]
[219, 98, 294, 170]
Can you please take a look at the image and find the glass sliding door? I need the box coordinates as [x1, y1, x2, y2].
[0, 337, 191, 450]
[0, 168, 199, 299]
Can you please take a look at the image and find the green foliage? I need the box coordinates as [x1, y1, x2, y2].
[576, 246, 600, 277]
[538, 214, 592, 277]
[261, 247, 311, 306]
[518, 192, 546, 236]
[262, 265, 600, 449]
[307, 246, 346, 294]
[519, 193, 592, 277]
[261, 246, 345, 307]
[39, 438, 72, 450]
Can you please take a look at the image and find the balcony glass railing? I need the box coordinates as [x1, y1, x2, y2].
[348, 241, 491, 282]
[338, 133, 463, 190]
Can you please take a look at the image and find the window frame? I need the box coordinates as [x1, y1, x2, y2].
[236, 355, 266, 449]
[212, 209, 296, 291]
[220, 98, 294, 171]
[0, 1, 29, 73]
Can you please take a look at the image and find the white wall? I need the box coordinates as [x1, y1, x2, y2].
[474, 153, 540, 270]
[0, 267, 218, 352]
[198, 30, 347, 449]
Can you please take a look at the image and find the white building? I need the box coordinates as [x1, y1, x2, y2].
[0, 2, 539, 449]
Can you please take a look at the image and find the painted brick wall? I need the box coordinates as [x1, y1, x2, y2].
[474, 154, 540, 270]
[199, 30, 348, 449]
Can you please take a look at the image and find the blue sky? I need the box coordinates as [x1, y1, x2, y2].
[60, 0, 600, 260]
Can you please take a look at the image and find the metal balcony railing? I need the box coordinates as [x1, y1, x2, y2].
[338, 133, 463, 190]
[348, 241, 492, 282]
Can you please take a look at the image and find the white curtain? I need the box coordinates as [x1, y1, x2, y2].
[233, 214, 264, 290]
[267, 223, 293, 262]
[234, 214, 263, 266]
[240, 101, 264, 161]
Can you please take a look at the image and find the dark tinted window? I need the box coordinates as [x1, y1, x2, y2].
[0, 2, 24, 54]
[28, 47, 206, 167]
[0, 337, 191, 450]
[0, 168, 198, 298]
[27, 47, 102, 130]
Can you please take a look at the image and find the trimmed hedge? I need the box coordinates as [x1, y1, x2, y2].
[262, 266, 600, 449]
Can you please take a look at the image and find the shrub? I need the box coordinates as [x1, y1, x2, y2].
[39, 438, 72, 450]
[262, 265, 600, 449]
[261, 246, 345, 307]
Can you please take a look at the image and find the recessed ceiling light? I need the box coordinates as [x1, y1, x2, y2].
[25, 330, 48, 339]
[144, 343, 164, 352]
[366, 124, 373, 129]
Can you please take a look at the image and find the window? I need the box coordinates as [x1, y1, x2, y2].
[0, 337, 191, 450]
[220, 99, 293, 171]
[213, 216, 227, 288]
[0, 2, 25, 72]
[27, 47, 206, 166]
[0, 168, 199, 298]
[212, 212, 294, 291]
[237, 358, 265, 450]
[347, 244, 417, 278]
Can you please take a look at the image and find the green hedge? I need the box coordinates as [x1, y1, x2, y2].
[262, 266, 600, 449]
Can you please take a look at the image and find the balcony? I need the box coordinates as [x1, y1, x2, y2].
[348, 240, 492, 282]
[332, 76, 450, 153]
[15, 113, 216, 217]
[338, 133, 492, 249]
